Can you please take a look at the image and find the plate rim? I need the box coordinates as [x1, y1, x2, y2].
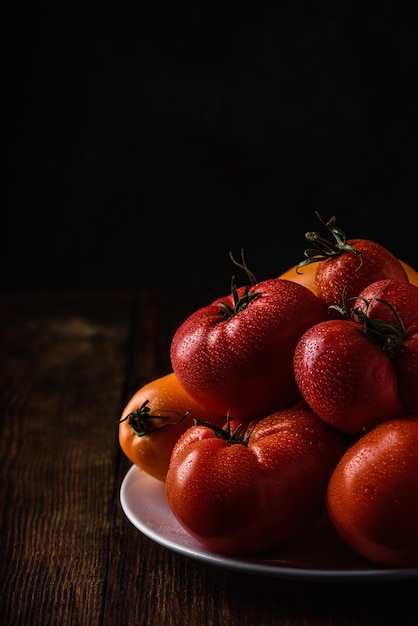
[120, 464, 418, 583]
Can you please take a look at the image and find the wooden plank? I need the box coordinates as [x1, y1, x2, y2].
[105, 287, 226, 625]
[0, 292, 131, 626]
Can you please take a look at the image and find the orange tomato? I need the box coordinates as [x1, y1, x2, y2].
[403, 260, 418, 287]
[119, 372, 224, 482]
[279, 259, 418, 294]
[279, 262, 318, 295]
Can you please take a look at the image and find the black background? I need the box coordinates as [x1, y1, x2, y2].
[6, 5, 418, 294]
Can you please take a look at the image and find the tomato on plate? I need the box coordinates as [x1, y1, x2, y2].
[282, 212, 409, 308]
[293, 278, 418, 435]
[327, 415, 418, 567]
[119, 372, 224, 482]
[293, 317, 403, 436]
[165, 407, 345, 555]
[403, 260, 418, 287]
[170, 277, 327, 420]
[353, 279, 418, 414]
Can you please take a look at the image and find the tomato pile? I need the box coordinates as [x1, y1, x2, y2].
[119, 213, 418, 567]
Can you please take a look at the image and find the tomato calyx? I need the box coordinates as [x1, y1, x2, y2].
[297, 211, 362, 273]
[119, 400, 190, 437]
[194, 414, 255, 446]
[353, 298, 406, 359]
[217, 275, 261, 320]
[331, 291, 406, 359]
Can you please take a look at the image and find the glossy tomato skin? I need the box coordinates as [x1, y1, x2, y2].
[119, 372, 224, 482]
[315, 239, 408, 309]
[355, 278, 418, 334]
[327, 415, 418, 566]
[165, 407, 345, 555]
[170, 278, 328, 420]
[354, 279, 418, 414]
[293, 319, 403, 436]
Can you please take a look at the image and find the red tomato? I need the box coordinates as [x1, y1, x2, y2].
[354, 279, 418, 414]
[165, 407, 345, 555]
[327, 415, 418, 567]
[279, 258, 418, 295]
[293, 318, 403, 435]
[119, 372, 224, 482]
[170, 278, 327, 420]
[354, 278, 418, 337]
[296, 213, 408, 308]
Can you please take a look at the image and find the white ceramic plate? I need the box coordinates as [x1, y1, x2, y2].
[120, 465, 418, 583]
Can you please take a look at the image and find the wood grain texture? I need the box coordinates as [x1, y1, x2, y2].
[1, 290, 418, 626]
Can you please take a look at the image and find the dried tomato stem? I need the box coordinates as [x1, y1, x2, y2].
[297, 212, 362, 272]
[118, 400, 190, 437]
[331, 293, 406, 359]
[354, 298, 406, 359]
[194, 414, 255, 446]
[228, 249, 258, 286]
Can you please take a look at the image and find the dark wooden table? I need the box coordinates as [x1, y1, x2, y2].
[1, 289, 417, 626]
